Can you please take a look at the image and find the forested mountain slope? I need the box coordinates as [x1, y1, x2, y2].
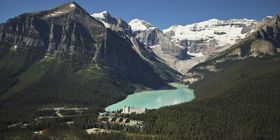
[142, 13, 280, 140]
[0, 2, 179, 131]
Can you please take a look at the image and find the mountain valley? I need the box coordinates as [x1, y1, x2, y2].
[0, 1, 280, 140]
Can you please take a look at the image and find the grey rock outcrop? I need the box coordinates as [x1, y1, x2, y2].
[164, 19, 259, 56]
[185, 13, 280, 84]
[132, 27, 189, 60]
[128, 19, 190, 71]
[0, 2, 179, 89]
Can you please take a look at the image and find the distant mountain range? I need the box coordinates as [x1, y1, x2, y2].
[0, 2, 179, 114]
[144, 12, 280, 140]
[0, 2, 271, 114]
[92, 11, 260, 73]
[1, 2, 280, 139]
[185, 14, 280, 84]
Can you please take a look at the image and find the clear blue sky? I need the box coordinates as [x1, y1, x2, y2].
[0, 0, 279, 29]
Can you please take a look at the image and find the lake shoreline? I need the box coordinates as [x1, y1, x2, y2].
[133, 82, 180, 93]
[105, 83, 195, 112]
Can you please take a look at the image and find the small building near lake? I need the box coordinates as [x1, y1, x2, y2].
[121, 106, 146, 114]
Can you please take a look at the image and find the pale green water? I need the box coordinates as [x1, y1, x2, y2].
[105, 84, 194, 112]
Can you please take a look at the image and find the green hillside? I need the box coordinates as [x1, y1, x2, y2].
[142, 55, 280, 139]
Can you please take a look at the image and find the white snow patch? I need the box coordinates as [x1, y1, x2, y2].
[129, 18, 155, 31]
[91, 11, 111, 28]
[70, 3, 76, 8]
[188, 52, 204, 57]
[45, 3, 77, 18]
[149, 45, 161, 49]
[163, 18, 259, 47]
[48, 11, 64, 17]
[92, 11, 109, 20]
[98, 21, 110, 28]
[266, 16, 274, 19]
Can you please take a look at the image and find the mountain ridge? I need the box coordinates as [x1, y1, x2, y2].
[0, 2, 179, 113]
[141, 11, 280, 140]
[1, 2, 280, 140]
[184, 12, 280, 84]
[127, 17, 259, 73]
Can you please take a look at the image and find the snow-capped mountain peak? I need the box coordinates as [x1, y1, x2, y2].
[44, 2, 82, 18]
[91, 11, 132, 35]
[92, 11, 110, 20]
[91, 11, 112, 28]
[128, 18, 156, 31]
[163, 18, 259, 47]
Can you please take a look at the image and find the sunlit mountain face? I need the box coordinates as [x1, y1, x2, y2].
[0, 1, 280, 140]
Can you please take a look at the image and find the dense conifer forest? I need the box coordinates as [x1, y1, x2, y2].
[142, 56, 280, 139]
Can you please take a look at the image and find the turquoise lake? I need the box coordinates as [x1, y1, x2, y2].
[105, 84, 195, 112]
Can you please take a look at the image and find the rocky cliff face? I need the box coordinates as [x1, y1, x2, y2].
[256, 14, 280, 47]
[91, 12, 181, 82]
[131, 26, 188, 60]
[128, 19, 189, 70]
[127, 18, 259, 74]
[0, 2, 180, 102]
[93, 11, 262, 75]
[184, 14, 280, 84]
[163, 19, 259, 56]
[91, 11, 132, 36]
[1, 2, 104, 63]
[91, 13, 188, 72]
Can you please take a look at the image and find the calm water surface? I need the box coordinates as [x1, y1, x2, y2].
[105, 84, 195, 112]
